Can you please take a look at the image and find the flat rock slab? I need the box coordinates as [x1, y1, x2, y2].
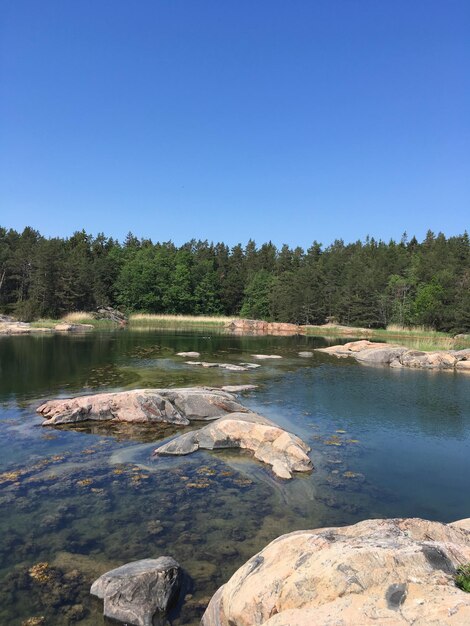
[185, 361, 260, 371]
[317, 340, 470, 371]
[219, 385, 258, 393]
[298, 351, 313, 357]
[154, 411, 312, 479]
[251, 354, 283, 360]
[202, 517, 470, 626]
[91, 557, 181, 626]
[37, 387, 247, 426]
[176, 351, 201, 358]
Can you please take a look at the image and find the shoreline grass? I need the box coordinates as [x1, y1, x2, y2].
[30, 314, 115, 330]
[128, 313, 232, 328]
[303, 323, 470, 351]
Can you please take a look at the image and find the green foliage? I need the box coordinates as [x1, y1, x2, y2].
[0, 226, 468, 333]
[455, 564, 470, 593]
[240, 270, 275, 320]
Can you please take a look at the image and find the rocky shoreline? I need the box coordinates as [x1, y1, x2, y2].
[317, 340, 470, 372]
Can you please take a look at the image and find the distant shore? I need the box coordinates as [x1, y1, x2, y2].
[2, 311, 468, 352]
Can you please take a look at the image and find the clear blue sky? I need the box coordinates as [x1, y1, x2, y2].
[1, 0, 469, 248]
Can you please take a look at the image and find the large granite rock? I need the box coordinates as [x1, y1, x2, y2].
[202, 517, 470, 626]
[91, 557, 181, 626]
[37, 387, 247, 426]
[317, 340, 470, 371]
[154, 412, 312, 479]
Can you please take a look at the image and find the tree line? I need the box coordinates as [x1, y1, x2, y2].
[0, 226, 468, 332]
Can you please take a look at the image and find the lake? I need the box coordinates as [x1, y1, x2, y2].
[1, 330, 469, 625]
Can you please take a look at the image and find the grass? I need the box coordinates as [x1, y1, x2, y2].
[61, 311, 95, 322]
[304, 323, 470, 351]
[30, 313, 115, 330]
[456, 564, 470, 593]
[128, 313, 233, 328]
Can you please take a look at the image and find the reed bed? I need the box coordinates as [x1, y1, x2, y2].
[129, 313, 233, 328]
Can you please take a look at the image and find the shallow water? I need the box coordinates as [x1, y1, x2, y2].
[0, 330, 469, 625]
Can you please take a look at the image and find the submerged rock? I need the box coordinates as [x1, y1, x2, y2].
[154, 412, 312, 480]
[185, 361, 260, 371]
[219, 385, 258, 393]
[317, 340, 470, 371]
[37, 387, 247, 426]
[202, 517, 470, 626]
[91, 557, 181, 626]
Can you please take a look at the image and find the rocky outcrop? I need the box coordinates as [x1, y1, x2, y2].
[154, 411, 312, 480]
[93, 307, 128, 325]
[0, 315, 52, 335]
[202, 517, 470, 626]
[38, 385, 312, 480]
[226, 319, 300, 336]
[37, 387, 247, 426]
[185, 361, 260, 371]
[317, 340, 470, 371]
[91, 557, 181, 626]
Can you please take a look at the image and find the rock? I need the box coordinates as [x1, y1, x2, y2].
[202, 517, 470, 626]
[450, 518, 470, 532]
[185, 362, 260, 371]
[154, 412, 312, 479]
[251, 354, 282, 360]
[317, 340, 470, 372]
[37, 387, 247, 426]
[226, 319, 300, 336]
[298, 351, 313, 357]
[220, 385, 258, 393]
[0, 318, 52, 335]
[91, 557, 181, 626]
[454, 333, 470, 340]
[176, 351, 201, 358]
[54, 323, 94, 332]
[355, 346, 408, 365]
[93, 307, 128, 325]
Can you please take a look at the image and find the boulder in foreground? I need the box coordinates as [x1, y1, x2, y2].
[37, 387, 247, 426]
[91, 557, 181, 626]
[154, 411, 312, 479]
[202, 517, 470, 626]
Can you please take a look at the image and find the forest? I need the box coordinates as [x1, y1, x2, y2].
[0, 226, 469, 333]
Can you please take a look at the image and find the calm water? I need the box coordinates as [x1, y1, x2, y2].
[1, 330, 469, 625]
